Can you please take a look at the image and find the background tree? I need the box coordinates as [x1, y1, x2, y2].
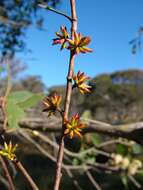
[0, 0, 60, 55]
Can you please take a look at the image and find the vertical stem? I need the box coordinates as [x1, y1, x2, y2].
[1, 57, 12, 131]
[0, 156, 15, 190]
[14, 160, 39, 190]
[53, 1, 77, 190]
[1, 97, 7, 131]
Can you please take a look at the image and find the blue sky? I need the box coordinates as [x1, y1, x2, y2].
[18, 0, 143, 87]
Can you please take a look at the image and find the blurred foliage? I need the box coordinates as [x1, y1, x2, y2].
[0, 0, 60, 55]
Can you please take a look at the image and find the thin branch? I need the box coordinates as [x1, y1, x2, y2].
[66, 168, 83, 190]
[18, 129, 56, 163]
[18, 129, 92, 171]
[97, 138, 133, 148]
[8, 131, 39, 190]
[14, 160, 39, 190]
[86, 170, 102, 190]
[87, 162, 120, 173]
[0, 174, 9, 189]
[53, 135, 64, 190]
[0, 156, 15, 190]
[128, 175, 142, 189]
[38, 3, 72, 21]
[64, 165, 91, 170]
[31, 130, 94, 158]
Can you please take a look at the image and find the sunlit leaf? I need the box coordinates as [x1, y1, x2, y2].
[6, 91, 44, 129]
[18, 93, 44, 109]
[8, 91, 33, 104]
[6, 99, 25, 129]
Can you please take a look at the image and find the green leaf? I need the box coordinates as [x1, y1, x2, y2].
[132, 143, 142, 154]
[92, 133, 102, 146]
[6, 99, 25, 129]
[8, 91, 33, 104]
[6, 91, 44, 129]
[17, 93, 44, 109]
[116, 144, 128, 156]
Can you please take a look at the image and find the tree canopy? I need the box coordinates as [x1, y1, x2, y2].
[0, 0, 60, 55]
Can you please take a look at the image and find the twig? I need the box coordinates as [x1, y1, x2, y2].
[87, 162, 119, 172]
[8, 130, 39, 190]
[0, 156, 15, 190]
[51, 133, 58, 157]
[35, 131, 111, 159]
[18, 129, 56, 163]
[14, 159, 39, 190]
[64, 165, 91, 170]
[86, 170, 102, 190]
[38, 3, 72, 21]
[18, 129, 91, 171]
[128, 175, 142, 189]
[0, 174, 9, 189]
[97, 138, 133, 148]
[66, 168, 83, 190]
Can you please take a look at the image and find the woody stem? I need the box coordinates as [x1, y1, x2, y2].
[53, 1, 77, 190]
